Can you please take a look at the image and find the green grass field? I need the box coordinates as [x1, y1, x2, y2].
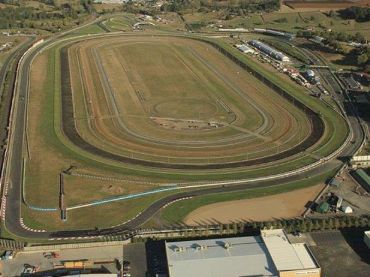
[71, 23, 106, 35]
[184, 10, 369, 39]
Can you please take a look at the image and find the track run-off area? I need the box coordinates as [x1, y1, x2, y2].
[1, 27, 358, 239]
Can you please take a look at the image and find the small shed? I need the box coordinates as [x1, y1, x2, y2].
[364, 231, 370, 249]
[317, 202, 329, 213]
[341, 205, 353, 214]
[336, 196, 343, 209]
[329, 178, 342, 188]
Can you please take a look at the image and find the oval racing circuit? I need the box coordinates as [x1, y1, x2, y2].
[0, 20, 365, 240]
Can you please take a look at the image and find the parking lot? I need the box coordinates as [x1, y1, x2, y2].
[122, 243, 147, 277]
[310, 229, 370, 277]
[145, 240, 168, 276]
[0, 244, 125, 276]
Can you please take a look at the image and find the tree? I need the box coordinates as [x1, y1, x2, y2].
[334, 218, 341, 230]
[357, 53, 368, 65]
[232, 222, 238, 234]
[307, 220, 313, 232]
[299, 221, 307, 233]
[204, 224, 210, 236]
[354, 217, 360, 227]
[338, 6, 370, 22]
[327, 218, 334, 230]
[320, 219, 326, 230]
[364, 64, 370, 73]
[354, 32, 365, 43]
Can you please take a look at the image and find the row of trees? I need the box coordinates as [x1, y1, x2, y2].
[297, 29, 366, 44]
[0, 7, 78, 29]
[131, 216, 370, 242]
[0, 1, 95, 30]
[160, 0, 279, 13]
[356, 47, 370, 72]
[339, 6, 370, 22]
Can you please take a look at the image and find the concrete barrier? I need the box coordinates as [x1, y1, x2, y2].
[22, 240, 130, 252]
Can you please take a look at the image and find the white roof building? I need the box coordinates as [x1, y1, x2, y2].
[248, 40, 290, 62]
[235, 44, 255, 54]
[364, 231, 370, 249]
[341, 205, 353, 214]
[165, 229, 320, 277]
[166, 236, 278, 277]
[261, 229, 320, 275]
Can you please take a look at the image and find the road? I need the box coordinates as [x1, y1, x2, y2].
[0, 37, 34, 172]
[0, 27, 365, 240]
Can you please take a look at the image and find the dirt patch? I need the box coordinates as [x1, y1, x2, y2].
[151, 117, 224, 131]
[101, 184, 125, 195]
[184, 184, 324, 224]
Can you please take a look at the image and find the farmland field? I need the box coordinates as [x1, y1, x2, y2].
[284, 0, 369, 10]
[21, 33, 349, 230]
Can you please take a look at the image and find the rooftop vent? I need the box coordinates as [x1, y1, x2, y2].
[224, 242, 232, 250]
[174, 246, 186, 252]
[195, 244, 208, 251]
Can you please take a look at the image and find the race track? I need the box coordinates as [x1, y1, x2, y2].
[1, 23, 364, 240]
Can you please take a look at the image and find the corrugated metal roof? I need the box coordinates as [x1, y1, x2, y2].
[355, 169, 370, 188]
[261, 229, 319, 271]
[165, 236, 278, 277]
[330, 178, 342, 187]
[248, 40, 290, 62]
[317, 201, 329, 213]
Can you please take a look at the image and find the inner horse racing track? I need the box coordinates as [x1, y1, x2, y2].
[59, 35, 323, 169]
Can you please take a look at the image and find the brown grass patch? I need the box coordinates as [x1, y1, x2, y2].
[184, 183, 325, 224]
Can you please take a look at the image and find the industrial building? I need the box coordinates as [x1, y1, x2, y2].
[248, 40, 290, 62]
[253, 28, 295, 39]
[235, 44, 255, 54]
[165, 229, 321, 277]
[350, 155, 370, 169]
[351, 168, 370, 192]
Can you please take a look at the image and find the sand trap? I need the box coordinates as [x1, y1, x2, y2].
[184, 184, 324, 225]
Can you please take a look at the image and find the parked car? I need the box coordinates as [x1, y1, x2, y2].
[1, 251, 14, 260]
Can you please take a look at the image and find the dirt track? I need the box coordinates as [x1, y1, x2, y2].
[59, 39, 325, 169]
[72, 36, 306, 160]
[184, 184, 324, 224]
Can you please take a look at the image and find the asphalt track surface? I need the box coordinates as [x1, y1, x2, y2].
[2, 30, 365, 239]
[0, 38, 34, 169]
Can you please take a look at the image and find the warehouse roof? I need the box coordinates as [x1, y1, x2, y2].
[353, 169, 370, 191]
[165, 236, 278, 277]
[65, 273, 117, 277]
[261, 229, 319, 271]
